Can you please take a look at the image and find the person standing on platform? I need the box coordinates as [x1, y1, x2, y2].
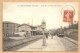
[45, 33, 49, 39]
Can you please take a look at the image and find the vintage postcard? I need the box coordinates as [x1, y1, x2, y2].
[0, 0, 80, 53]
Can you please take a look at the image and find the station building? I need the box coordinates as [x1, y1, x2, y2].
[3, 21, 20, 37]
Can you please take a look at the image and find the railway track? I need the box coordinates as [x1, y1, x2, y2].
[60, 37, 78, 51]
[3, 36, 42, 51]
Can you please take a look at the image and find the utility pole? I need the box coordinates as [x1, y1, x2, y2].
[32, 17, 33, 36]
[41, 18, 46, 46]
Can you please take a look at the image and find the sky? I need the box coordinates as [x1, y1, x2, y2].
[3, 2, 78, 29]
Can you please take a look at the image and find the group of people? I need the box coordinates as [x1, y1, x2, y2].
[45, 32, 56, 39]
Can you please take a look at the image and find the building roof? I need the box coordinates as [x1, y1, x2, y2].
[3, 21, 20, 25]
[18, 23, 32, 28]
[18, 23, 39, 29]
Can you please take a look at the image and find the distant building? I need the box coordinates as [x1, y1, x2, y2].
[35, 25, 43, 35]
[18, 24, 43, 36]
[3, 21, 20, 37]
[30, 26, 36, 36]
[3, 21, 43, 37]
[18, 23, 32, 37]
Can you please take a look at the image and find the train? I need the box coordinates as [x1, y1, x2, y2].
[55, 29, 65, 37]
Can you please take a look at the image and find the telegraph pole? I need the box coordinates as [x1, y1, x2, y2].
[41, 18, 46, 46]
[32, 17, 33, 36]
